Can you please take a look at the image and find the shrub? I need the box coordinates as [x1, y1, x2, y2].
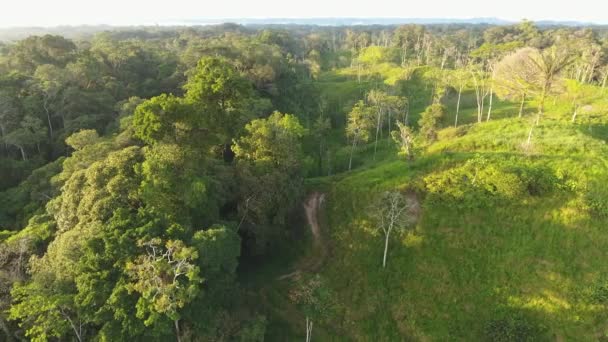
[591, 278, 608, 304]
[424, 156, 526, 209]
[484, 310, 547, 342]
[585, 181, 608, 218]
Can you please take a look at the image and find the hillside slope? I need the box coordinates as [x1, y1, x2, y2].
[315, 116, 608, 340]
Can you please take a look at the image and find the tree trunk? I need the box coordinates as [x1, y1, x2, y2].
[174, 320, 181, 342]
[382, 230, 391, 268]
[537, 85, 547, 126]
[373, 109, 382, 160]
[0, 124, 6, 156]
[43, 97, 54, 139]
[455, 85, 462, 127]
[318, 140, 324, 175]
[519, 93, 526, 118]
[602, 73, 607, 91]
[0, 316, 14, 342]
[571, 103, 578, 123]
[387, 111, 392, 144]
[480, 94, 485, 123]
[348, 138, 357, 171]
[63, 313, 82, 342]
[18, 146, 26, 161]
[486, 85, 493, 122]
[526, 126, 533, 147]
[305, 316, 313, 342]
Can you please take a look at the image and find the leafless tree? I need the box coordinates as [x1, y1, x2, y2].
[372, 191, 417, 268]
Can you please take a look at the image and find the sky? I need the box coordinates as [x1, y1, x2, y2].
[0, 0, 605, 27]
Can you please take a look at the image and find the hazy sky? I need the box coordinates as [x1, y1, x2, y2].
[0, 0, 605, 27]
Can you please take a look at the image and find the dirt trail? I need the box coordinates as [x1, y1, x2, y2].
[278, 192, 327, 280]
[304, 192, 324, 243]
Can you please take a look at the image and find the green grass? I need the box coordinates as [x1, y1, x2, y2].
[306, 113, 608, 340]
[257, 64, 608, 341]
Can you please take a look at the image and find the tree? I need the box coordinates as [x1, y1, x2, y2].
[312, 114, 331, 175]
[345, 101, 374, 171]
[564, 80, 597, 123]
[126, 238, 202, 342]
[371, 191, 416, 268]
[494, 48, 537, 118]
[470, 65, 490, 124]
[418, 103, 445, 143]
[183, 57, 256, 146]
[289, 275, 334, 342]
[449, 66, 470, 127]
[526, 46, 573, 124]
[3, 116, 47, 160]
[391, 122, 415, 162]
[32, 64, 66, 137]
[65, 129, 100, 151]
[132, 94, 189, 145]
[0, 91, 21, 154]
[599, 65, 608, 92]
[233, 112, 307, 254]
[366, 90, 388, 160]
[495, 46, 572, 125]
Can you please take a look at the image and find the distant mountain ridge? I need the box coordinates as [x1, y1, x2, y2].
[166, 17, 603, 27]
[0, 17, 604, 41]
[166, 17, 515, 26]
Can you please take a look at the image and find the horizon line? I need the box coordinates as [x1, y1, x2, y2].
[0, 16, 606, 29]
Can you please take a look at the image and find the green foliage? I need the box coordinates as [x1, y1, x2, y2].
[346, 101, 375, 144]
[239, 315, 267, 342]
[184, 57, 257, 143]
[289, 275, 335, 322]
[233, 112, 307, 253]
[584, 181, 608, 218]
[591, 277, 608, 304]
[126, 238, 202, 324]
[133, 94, 187, 145]
[418, 103, 445, 142]
[391, 122, 415, 161]
[484, 309, 547, 342]
[358, 46, 400, 65]
[64, 129, 100, 150]
[4, 20, 608, 342]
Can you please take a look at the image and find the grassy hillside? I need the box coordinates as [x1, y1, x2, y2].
[315, 113, 608, 340]
[247, 63, 608, 341]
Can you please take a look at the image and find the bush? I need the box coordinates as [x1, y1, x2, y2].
[484, 310, 546, 342]
[584, 180, 608, 218]
[424, 156, 526, 209]
[591, 278, 608, 304]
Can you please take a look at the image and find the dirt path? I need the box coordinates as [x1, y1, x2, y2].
[278, 192, 327, 280]
[304, 192, 324, 244]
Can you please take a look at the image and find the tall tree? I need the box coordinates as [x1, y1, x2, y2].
[526, 46, 573, 124]
[345, 101, 374, 171]
[418, 103, 445, 143]
[233, 112, 307, 254]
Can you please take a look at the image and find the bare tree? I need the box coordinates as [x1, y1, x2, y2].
[494, 48, 537, 119]
[470, 65, 490, 124]
[372, 191, 417, 268]
[450, 59, 469, 127]
[526, 46, 573, 124]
